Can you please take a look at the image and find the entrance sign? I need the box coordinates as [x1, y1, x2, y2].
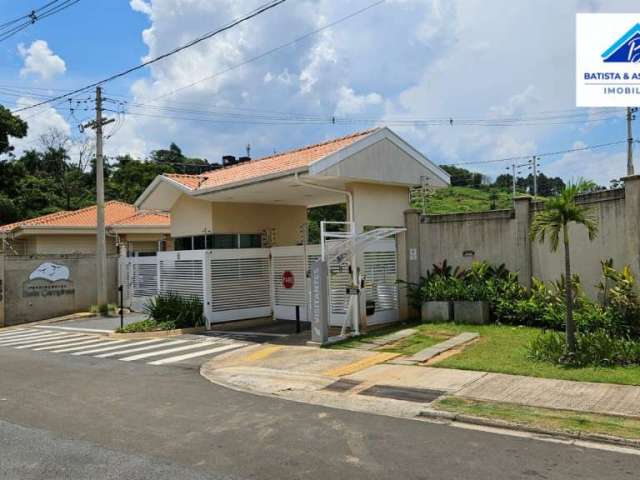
[576, 14, 640, 107]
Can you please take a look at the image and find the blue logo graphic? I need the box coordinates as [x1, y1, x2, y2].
[602, 23, 640, 62]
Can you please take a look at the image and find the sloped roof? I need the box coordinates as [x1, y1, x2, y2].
[0, 201, 169, 234]
[165, 128, 379, 192]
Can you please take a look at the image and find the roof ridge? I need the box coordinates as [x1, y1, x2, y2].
[194, 127, 380, 179]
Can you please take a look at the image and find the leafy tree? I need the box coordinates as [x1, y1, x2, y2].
[0, 105, 27, 156]
[440, 165, 483, 187]
[108, 155, 175, 203]
[530, 179, 598, 356]
[307, 204, 346, 244]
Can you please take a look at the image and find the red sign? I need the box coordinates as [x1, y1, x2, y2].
[282, 270, 295, 289]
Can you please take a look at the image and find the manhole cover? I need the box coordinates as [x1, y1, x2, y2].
[358, 385, 446, 403]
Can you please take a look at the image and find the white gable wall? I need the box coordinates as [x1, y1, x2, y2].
[313, 137, 448, 188]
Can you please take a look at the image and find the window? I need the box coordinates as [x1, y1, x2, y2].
[193, 235, 206, 250]
[172, 233, 260, 250]
[212, 234, 238, 249]
[239, 233, 262, 248]
[174, 237, 192, 251]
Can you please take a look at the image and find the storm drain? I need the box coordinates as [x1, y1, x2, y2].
[323, 378, 363, 393]
[358, 385, 446, 403]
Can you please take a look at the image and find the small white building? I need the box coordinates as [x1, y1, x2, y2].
[132, 127, 449, 327]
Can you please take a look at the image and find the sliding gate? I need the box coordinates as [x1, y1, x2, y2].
[119, 240, 399, 328]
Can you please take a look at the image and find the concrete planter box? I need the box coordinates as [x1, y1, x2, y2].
[421, 301, 452, 322]
[453, 301, 490, 324]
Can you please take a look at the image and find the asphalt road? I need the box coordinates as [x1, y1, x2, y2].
[0, 347, 638, 479]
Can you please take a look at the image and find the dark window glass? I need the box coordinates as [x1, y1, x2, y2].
[239, 234, 262, 248]
[213, 234, 238, 249]
[174, 237, 192, 251]
[206, 235, 214, 249]
[193, 235, 205, 250]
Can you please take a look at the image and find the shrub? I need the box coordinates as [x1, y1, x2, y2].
[528, 329, 640, 367]
[144, 292, 204, 328]
[116, 319, 159, 333]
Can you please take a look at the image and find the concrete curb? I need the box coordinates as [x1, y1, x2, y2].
[109, 326, 206, 339]
[418, 408, 640, 450]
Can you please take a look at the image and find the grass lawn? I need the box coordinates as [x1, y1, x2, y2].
[433, 396, 640, 441]
[420, 322, 640, 386]
[327, 322, 447, 356]
[425, 186, 513, 214]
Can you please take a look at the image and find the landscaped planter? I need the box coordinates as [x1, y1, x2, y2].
[421, 301, 452, 322]
[453, 301, 490, 324]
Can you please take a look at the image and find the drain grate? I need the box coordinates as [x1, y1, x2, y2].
[358, 385, 446, 403]
[323, 378, 362, 393]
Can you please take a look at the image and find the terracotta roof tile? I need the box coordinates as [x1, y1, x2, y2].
[0, 202, 168, 233]
[165, 128, 379, 192]
[110, 211, 170, 227]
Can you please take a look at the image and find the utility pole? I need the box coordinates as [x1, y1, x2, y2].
[627, 107, 637, 176]
[532, 156, 539, 198]
[82, 86, 114, 310]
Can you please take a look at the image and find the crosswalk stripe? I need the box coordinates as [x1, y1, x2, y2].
[0, 328, 28, 338]
[147, 343, 245, 365]
[33, 325, 113, 334]
[72, 339, 161, 356]
[0, 332, 71, 346]
[95, 339, 189, 358]
[47, 339, 114, 353]
[119, 342, 221, 362]
[0, 330, 63, 343]
[13, 334, 91, 349]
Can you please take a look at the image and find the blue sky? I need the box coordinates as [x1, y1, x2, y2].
[1, 0, 639, 186]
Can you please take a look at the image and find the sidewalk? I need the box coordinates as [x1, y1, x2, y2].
[201, 342, 640, 420]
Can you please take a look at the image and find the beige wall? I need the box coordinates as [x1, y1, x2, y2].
[407, 186, 635, 300]
[348, 182, 410, 233]
[33, 235, 118, 255]
[211, 202, 307, 246]
[170, 195, 213, 238]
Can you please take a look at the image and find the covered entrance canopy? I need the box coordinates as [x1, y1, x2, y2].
[131, 127, 449, 329]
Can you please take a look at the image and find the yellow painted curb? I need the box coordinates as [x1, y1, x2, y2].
[242, 345, 284, 362]
[322, 352, 400, 377]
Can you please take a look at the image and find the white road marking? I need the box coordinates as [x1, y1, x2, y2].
[147, 343, 245, 365]
[47, 339, 115, 353]
[0, 330, 66, 343]
[56, 340, 131, 354]
[0, 328, 28, 338]
[33, 325, 113, 334]
[119, 343, 213, 362]
[95, 340, 189, 358]
[13, 334, 91, 349]
[0, 332, 71, 346]
[72, 339, 161, 356]
[207, 330, 290, 338]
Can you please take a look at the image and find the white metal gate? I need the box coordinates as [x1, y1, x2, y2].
[118, 240, 399, 328]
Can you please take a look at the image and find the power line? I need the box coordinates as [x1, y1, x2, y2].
[0, 1, 80, 43]
[442, 140, 629, 167]
[11, 0, 287, 114]
[144, 0, 387, 105]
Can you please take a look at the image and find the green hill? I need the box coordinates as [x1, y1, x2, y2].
[417, 186, 515, 214]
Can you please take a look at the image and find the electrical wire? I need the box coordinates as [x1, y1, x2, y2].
[11, 0, 287, 113]
[0, 1, 80, 43]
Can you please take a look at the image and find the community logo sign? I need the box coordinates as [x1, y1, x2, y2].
[23, 262, 75, 298]
[576, 14, 640, 107]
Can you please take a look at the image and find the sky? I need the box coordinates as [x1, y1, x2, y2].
[0, 0, 639, 186]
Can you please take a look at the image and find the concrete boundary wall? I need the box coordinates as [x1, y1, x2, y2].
[0, 254, 118, 326]
[405, 175, 640, 300]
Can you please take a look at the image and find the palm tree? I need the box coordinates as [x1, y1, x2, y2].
[529, 180, 598, 354]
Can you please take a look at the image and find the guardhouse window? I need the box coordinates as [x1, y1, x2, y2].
[173, 233, 261, 251]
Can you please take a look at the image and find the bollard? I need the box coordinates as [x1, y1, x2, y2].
[295, 305, 300, 334]
[118, 285, 124, 330]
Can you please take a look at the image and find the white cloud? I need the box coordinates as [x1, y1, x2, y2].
[129, 0, 151, 15]
[544, 141, 626, 187]
[18, 40, 66, 80]
[12, 97, 71, 154]
[335, 86, 382, 116]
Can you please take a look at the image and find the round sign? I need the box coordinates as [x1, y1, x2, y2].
[282, 270, 295, 289]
